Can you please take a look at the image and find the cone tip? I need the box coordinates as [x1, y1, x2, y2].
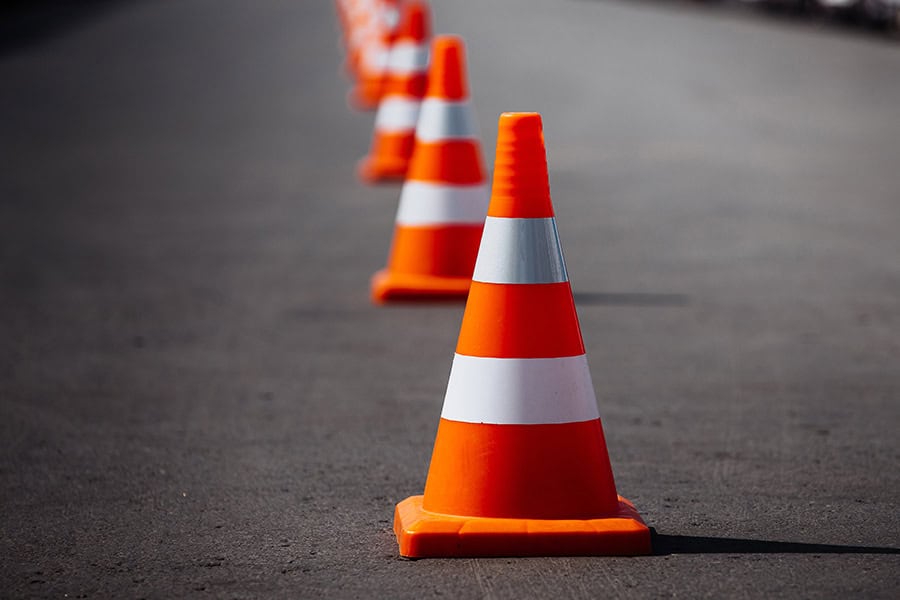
[432, 34, 464, 54]
[402, 0, 431, 42]
[497, 112, 543, 141]
[427, 35, 468, 101]
[488, 111, 553, 219]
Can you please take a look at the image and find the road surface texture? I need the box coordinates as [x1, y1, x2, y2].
[2, 0, 899, 597]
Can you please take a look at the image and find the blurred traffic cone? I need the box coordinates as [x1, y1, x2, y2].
[347, 0, 401, 108]
[335, 0, 366, 44]
[342, 0, 375, 75]
[357, 0, 431, 181]
[393, 112, 652, 558]
[370, 35, 488, 302]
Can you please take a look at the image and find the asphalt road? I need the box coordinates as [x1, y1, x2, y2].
[2, 0, 899, 597]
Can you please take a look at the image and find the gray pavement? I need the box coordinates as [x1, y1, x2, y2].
[1, 0, 899, 597]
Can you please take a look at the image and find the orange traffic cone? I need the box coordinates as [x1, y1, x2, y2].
[357, 0, 431, 182]
[393, 112, 652, 558]
[347, 0, 401, 108]
[335, 0, 367, 44]
[370, 35, 488, 302]
[343, 0, 378, 75]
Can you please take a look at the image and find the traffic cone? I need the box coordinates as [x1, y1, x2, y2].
[335, 0, 366, 43]
[343, 0, 377, 76]
[393, 112, 652, 558]
[347, 0, 401, 108]
[357, 0, 431, 182]
[370, 35, 488, 302]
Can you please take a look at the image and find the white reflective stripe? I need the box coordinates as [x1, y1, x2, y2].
[441, 354, 599, 425]
[396, 181, 489, 226]
[415, 99, 477, 142]
[360, 41, 390, 70]
[472, 217, 568, 284]
[387, 42, 429, 74]
[375, 97, 420, 131]
[380, 4, 400, 29]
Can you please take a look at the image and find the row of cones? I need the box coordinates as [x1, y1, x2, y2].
[334, 0, 652, 558]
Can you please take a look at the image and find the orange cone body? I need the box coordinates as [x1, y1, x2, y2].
[393, 113, 652, 558]
[357, 1, 431, 182]
[370, 36, 488, 302]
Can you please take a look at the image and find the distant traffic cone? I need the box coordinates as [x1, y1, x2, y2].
[335, 0, 367, 44]
[370, 36, 488, 302]
[343, 0, 377, 74]
[357, 1, 431, 182]
[393, 112, 652, 558]
[347, 0, 401, 108]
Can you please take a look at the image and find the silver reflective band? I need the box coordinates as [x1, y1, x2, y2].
[387, 42, 429, 74]
[441, 354, 600, 425]
[395, 181, 489, 226]
[472, 217, 568, 284]
[380, 5, 400, 29]
[374, 97, 420, 131]
[415, 99, 477, 142]
[360, 42, 389, 70]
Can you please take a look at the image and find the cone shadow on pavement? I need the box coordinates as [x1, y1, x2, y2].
[651, 531, 900, 555]
[573, 291, 690, 307]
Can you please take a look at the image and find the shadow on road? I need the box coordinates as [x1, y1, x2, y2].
[652, 531, 900, 555]
[579, 0, 899, 41]
[573, 292, 690, 307]
[0, 0, 121, 58]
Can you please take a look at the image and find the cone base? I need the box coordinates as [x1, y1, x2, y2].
[394, 495, 651, 558]
[348, 85, 381, 112]
[371, 269, 471, 303]
[357, 156, 407, 183]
